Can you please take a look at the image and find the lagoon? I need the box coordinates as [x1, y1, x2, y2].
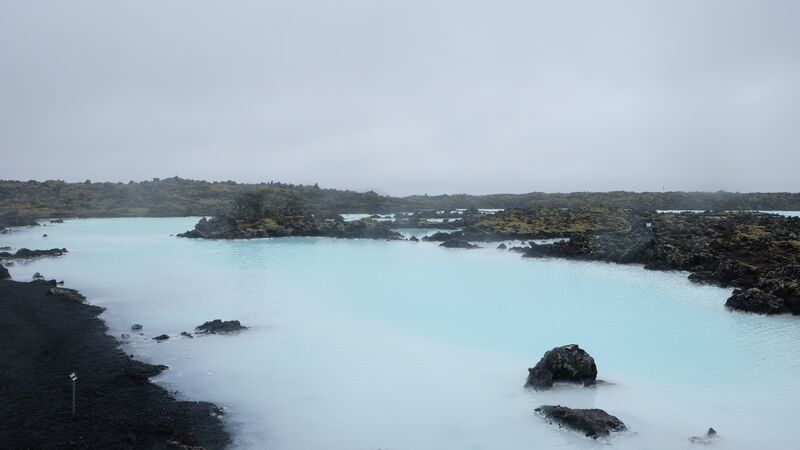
[3, 218, 799, 449]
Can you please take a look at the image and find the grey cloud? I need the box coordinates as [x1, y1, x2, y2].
[1, 0, 798, 194]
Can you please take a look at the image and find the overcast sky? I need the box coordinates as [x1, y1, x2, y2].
[1, 1, 798, 195]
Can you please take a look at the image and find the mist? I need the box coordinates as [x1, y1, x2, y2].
[5, 218, 799, 449]
[1, 0, 799, 195]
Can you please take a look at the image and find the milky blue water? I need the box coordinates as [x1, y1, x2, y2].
[3, 218, 799, 449]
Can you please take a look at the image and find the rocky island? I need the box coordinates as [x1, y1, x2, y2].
[178, 191, 403, 240]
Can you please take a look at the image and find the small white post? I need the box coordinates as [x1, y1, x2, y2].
[69, 372, 78, 415]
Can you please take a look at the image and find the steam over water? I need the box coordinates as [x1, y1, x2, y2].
[4, 218, 800, 449]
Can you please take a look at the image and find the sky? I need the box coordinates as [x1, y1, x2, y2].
[1, 1, 798, 196]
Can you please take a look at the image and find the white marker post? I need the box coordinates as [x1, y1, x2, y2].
[69, 372, 78, 415]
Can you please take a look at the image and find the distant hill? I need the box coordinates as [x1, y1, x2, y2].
[1, 177, 799, 224]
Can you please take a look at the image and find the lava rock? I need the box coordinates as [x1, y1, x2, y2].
[725, 288, 787, 314]
[689, 427, 719, 445]
[47, 287, 86, 303]
[535, 405, 626, 438]
[3, 248, 68, 259]
[526, 344, 598, 390]
[439, 238, 478, 249]
[195, 319, 247, 334]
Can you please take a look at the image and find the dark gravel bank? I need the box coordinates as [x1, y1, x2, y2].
[0, 279, 230, 450]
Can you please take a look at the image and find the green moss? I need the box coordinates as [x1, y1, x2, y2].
[733, 225, 770, 241]
[259, 218, 279, 233]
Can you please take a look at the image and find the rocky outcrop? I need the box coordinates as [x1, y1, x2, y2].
[512, 211, 800, 316]
[0, 264, 9, 280]
[725, 288, 787, 314]
[526, 344, 597, 390]
[0, 248, 68, 259]
[178, 215, 403, 241]
[422, 231, 458, 242]
[0, 215, 39, 228]
[535, 405, 626, 438]
[439, 238, 478, 249]
[195, 319, 247, 334]
[46, 287, 86, 303]
[689, 427, 718, 445]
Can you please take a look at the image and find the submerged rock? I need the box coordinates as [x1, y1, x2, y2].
[725, 288, 786, 314]
[153, 334, 170, 342]
[131, 323, 143, 331]
[526, 344, 597, 390]
[439, 238, 478, 249]
[689, 427, 719, 445]
[195, 319, 247, 334]
[180, 331, 194, 339]
[535, 405, 626, 438]
[47, 287, 86, 303]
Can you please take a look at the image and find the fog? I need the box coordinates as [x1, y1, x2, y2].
[1, 1, 799, 194]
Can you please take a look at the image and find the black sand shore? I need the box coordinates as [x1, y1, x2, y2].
[0, 279, 230, 450]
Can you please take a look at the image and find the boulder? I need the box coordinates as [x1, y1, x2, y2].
[535, 405, 626, 438]
[409, 236, 419, 242]
[195, 319, 247, 334]
[131, 324, 143, 331]
[439, 238, 478, 249]
[497, 243, 507, 250]
[689, 427, 718, 445]
[32, 272, 44, 280]
[725, 288, 786, 314]
[47, 287, 86, 303]
[0, 264, 9, 280]
[180, 331, 194, 339]
[153, 334, 170, 342]
[526, 344, 598, 389]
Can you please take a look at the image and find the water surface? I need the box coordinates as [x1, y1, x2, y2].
[3, 218, 798, 449]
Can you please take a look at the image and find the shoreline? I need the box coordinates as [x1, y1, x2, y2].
[0, 279, 230, 450]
